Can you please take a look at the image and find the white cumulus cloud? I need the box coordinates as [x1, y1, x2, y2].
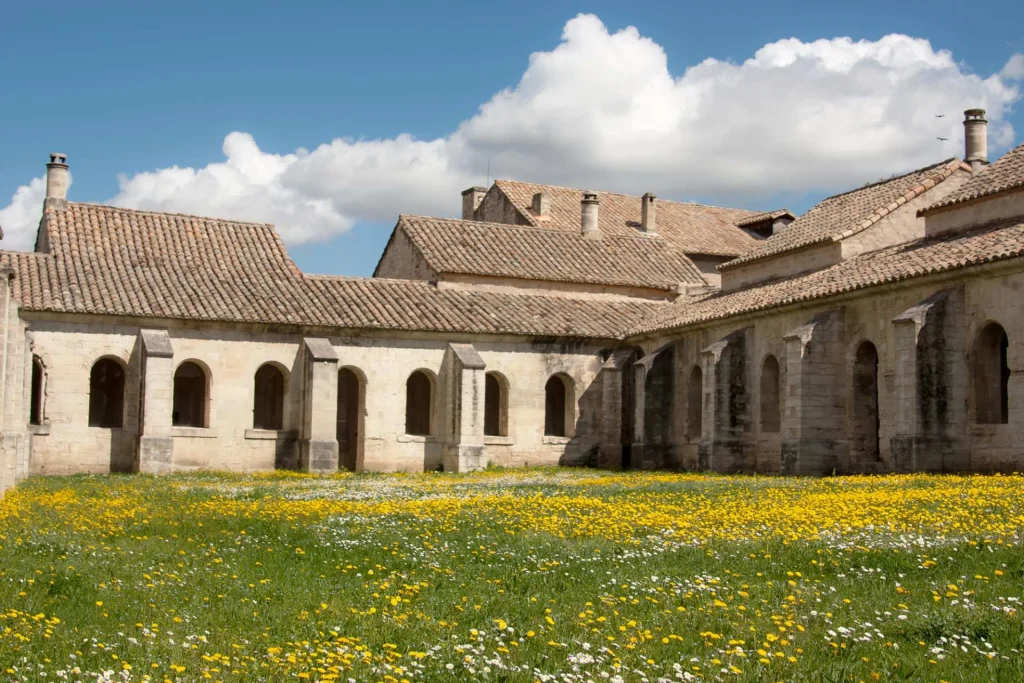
[2, 14, 1021, 251]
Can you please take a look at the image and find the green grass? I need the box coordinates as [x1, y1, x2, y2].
[0, 469, 1022, 682]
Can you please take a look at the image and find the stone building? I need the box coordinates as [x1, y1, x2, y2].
[1, 109, 1023, 493]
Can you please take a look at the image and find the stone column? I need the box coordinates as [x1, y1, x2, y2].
[136, 328, 175, 474]
[781, 309, 845, 475]
[596, 350, 631, 469]
[299, 338, 339, 474]
[441, 343, 487, 472]
[697, 329, 752, 472]
[891, 287, 967, 471]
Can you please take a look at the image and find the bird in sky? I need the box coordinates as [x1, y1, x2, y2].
[935, 114, 946, 118]
[937, 136, 949, 141]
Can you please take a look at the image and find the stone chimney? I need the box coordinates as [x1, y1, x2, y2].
[531, 191, 551, 218]
[461, 186, 487, 220]
[45, 153, 69, 210]
[964, 109, 988, 174]
[640, 193, 656, 234]
[581, 191, 600, 239]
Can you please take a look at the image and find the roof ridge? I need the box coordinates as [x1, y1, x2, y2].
[813, 158, 958, 203]
[494, 179, 757, 214]
[66, 201, 276, 228]
[401, 213, 673, 244]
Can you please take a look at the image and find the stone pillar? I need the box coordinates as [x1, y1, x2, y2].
[781, 309, 846, 475]
[634, 344, 677, 470]
[698, 329, 753, 472]
[596, 350, 632, 469]
[441, 343, 487, 472]
[891, 287, 967, 471]
[299, 338, 339, 474]
[136, 328, 175, 474]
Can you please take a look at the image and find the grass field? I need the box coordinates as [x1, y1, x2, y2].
[0, 470, 1022, 682]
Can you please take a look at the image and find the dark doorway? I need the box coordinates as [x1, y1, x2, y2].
[337, 368, 362, 471]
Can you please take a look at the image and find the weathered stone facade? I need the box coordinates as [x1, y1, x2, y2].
[2, 109, 1024, 494]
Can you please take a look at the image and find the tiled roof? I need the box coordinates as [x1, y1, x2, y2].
[0, 203, 662, 340]
[494, 180, 762, 258]
[304, 276, 661, 338]
[395, 215, 705, 291]
[720, 159, 968, 269]
[633, 219, 1024, 335]
[923, 142, 1024, 212]
[735, 209, 793, 227]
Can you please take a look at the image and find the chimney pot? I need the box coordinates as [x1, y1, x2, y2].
[641, 192, 657, 234]
[963, 108, 988, 174]
[461, 186, 487, 220]
[581, 191, 600, 238]
[531, 191, 551, 217]
[45, 152, 70, 210]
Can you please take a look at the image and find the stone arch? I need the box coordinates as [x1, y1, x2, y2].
[253, 362, 287, 430]
[173, 360, 210, 428]
[405, 369, 435, 436]
[484, 371, 509, 437]
[544, 373, 575, 437]
[337, 366, 366, 471]
[760, 355, 781, 433]
[686, 365, 703, 438]
[30, 355, 46, 426]
[851, 341, 880, 461]
[974, 322, 1009, 424]
[89, 356, 126, 428]
[643, 346, 675, 446]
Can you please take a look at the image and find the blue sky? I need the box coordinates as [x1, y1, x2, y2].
[2, 0, 1023, 275]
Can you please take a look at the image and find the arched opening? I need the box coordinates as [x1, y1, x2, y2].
[337, 367, 364, 471]
[89, 358, 125, 428]
[484, 372, 508, 437]
[544, 374, 573, 437]
[760, 355, 781, 433]
[253, 363, 286, 430]
[644, 347, 675, 446]
[975, 322, 1010, 424]
[686, 366, 702, 438]
[852, 341, 880, 461]
[30, 356, 45, 426]
[405, 370, 433, 436]
[173, 361, 208, 428]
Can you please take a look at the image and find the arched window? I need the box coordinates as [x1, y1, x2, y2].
[405, 370, 433, 436]
[544, 374, 572, 437]
[89, 358, 125, 428]
[484, 372, 508, 437]
[686, 366, 702, 438]
[760, 355, 781, 433]
[30, 356, 45, 426]
[975, 322, 1010, 424]
[253, 364, 285, 430]
[173, 361, 208, 428]
[852, 341, 880, 461]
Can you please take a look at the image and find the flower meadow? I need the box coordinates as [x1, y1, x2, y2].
[0, 470, 1022, 683]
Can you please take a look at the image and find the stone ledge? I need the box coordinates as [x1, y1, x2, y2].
[484, 435, 514, 446]
[542, 435, 578, 445]
[397, 434, 439, 443]
[28, 423, 51, 436]
[244, 429, 297, 440]
[172, 427, 217, 439]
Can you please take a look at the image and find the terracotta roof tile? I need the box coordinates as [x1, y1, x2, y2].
[735, 209, 793, 227]
[720, 159, 968, 269]
[923, 142, 1024, 212]
[0, 202, 662, 340]
[634, 219, 1024, 335]
[396, 214, 705, 291]
[495, 180, 762, 257]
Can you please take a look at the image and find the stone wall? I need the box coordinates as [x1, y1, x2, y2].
[0, 271, 30, 495]
[23, 315, 610, 475]
[374, 228, 439, 281]
[642, 262, 1024, 474]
